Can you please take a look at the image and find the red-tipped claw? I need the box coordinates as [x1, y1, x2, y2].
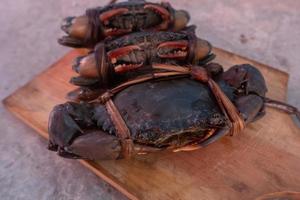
[99, 8, 131, 36]
[107, 45, 142, 62]
[157, 40, 188, 59]
[107, 45, 143, 74]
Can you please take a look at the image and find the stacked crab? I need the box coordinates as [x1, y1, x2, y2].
[48, 0, 269, 160]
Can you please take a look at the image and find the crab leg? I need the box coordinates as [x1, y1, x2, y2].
[199, 93, 267, 147]
[264, 97, 300, 121]
[67, 87, 105, 102]
[198, 128, 230, 147]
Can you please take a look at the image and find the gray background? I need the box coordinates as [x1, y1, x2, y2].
[0, 0, 299, 199]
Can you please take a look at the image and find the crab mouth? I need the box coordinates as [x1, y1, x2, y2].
[107, 45, 144, 73]
[157, 40, 188, 59]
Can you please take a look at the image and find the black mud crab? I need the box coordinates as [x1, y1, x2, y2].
[48, 63, 269, 160]
[59, 0, 190, 48]
[69, 30, 214, 101]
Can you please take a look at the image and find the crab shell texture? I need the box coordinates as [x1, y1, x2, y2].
[70, 31, 213, 100]
[48, 64, 267, 160]
[59, 0, 190, 48]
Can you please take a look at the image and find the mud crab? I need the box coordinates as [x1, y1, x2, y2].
[69, 30, 214, 101]
[59, 0, 190, 48]
[48, 63, 268, 160]
[50, 0, 300, 161]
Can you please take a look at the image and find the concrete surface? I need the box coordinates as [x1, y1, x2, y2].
[0, 0, 299, 199]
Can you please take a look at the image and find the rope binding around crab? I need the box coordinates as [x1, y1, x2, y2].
[91, 64, 246, 158]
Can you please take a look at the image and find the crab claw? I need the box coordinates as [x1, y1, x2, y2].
[107, 45, 144, 73]
[99, 8, 131, 36]
[222, 64, 267, 97]
[222, 64, 267, 124]
[66, 131, 122, 160]
[173, 10, 190, 31]
[157, 40, 188, 59]
[144, 4, 171, 30]
[69, 76, 100, 87]
[58, 36, 86, 48]
[58, 15, 90, 47]
[48, 103, 87, 148]
[61, 16, 76, 33]
[48, 102, 122, 160]
[72, 54, 99, 78]
[193, 39, 213, 64]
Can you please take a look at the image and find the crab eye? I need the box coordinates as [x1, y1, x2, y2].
[237, 80, 248, 95]
[233, 79, 247, 96]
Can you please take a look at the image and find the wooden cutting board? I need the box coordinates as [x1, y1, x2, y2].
[3, 48, 300, 200]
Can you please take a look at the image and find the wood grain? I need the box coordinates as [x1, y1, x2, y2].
[3, 48, 300, 200]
